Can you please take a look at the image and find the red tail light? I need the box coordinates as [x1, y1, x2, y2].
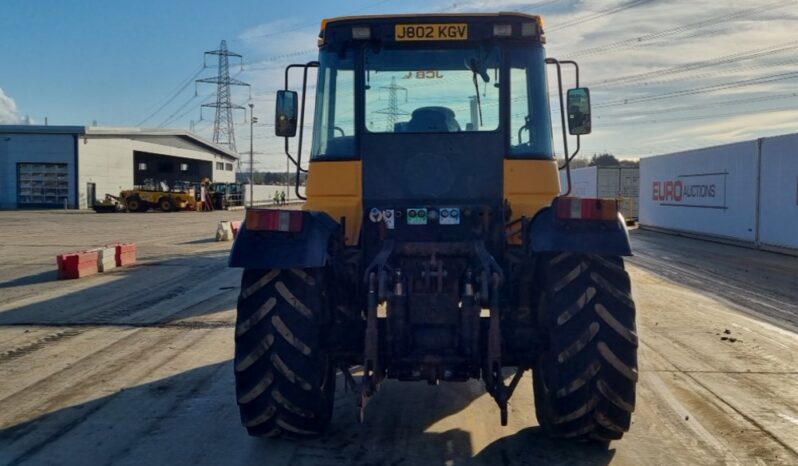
[245, 209, 303, 232]
[555, 197, 618, 221]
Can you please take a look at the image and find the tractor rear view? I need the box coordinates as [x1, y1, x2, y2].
[229, 12, 637, 442]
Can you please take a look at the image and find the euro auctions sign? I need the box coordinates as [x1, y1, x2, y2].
[652, 172, 727, 209]
[639, 140, 758, 243]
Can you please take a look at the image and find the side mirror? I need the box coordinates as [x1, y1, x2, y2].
[566, 87, 592, 136]
[275, 90, 298, 137]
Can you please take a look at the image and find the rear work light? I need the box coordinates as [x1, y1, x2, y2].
[352, 27, 371, 40]
[246, 209, 304, 233]
[555, 197, 619, 221]
[493, 24, 512, 37]
[521, 22, 538, 37]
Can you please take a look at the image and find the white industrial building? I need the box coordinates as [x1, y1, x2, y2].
[0, 125, 238, 209]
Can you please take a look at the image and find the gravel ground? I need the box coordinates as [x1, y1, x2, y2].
[0, 211, 796, 465]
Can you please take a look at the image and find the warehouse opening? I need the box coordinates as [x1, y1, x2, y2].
[133, 151, 213, 187]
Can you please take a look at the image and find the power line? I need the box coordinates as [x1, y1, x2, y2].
[591, 40, 798, 89]
[593, 92, 798, 118]
[137, 64, 204, 126]
[592, 57, 798, 93]
[158, 93, 201, 128]
[161, 94, 219, 128]
[246, 1, 561, 70]
[243, 0, 794, 74]
[548, 0, 656, 31]
[241, 0, 395, 41]
[565, 0, 796, 58]
[595, 70, 798, 108]
[597, 103, 798, 127]
[544, 49, 798, 113]
[515, 0, 564, 13]
[162, 70, 243, 129]
[245, 48, 319, 71]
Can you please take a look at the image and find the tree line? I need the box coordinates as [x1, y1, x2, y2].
[570, 153, 640, 169]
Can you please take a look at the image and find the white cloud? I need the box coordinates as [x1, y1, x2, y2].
[0, 88, 24, 124]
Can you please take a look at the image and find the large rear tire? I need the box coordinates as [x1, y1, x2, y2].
[533, 253, 638, 442]
[234, 268, 335, 438]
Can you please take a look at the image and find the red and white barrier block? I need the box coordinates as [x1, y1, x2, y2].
[216, 221, 234, 241]
[97, 246, 117, 272]
[56, 242, 136, 280]
[230, 221, 242, 238]
[115, 243, 137, 267]
[57, 250, 99, 280]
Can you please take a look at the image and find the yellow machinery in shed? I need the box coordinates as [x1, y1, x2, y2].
[119, 187, 198, 212]
[93, 179, 207, 213]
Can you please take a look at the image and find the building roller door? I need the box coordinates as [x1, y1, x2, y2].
[17, 163, 69, 207]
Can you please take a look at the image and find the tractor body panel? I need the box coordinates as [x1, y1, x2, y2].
[503, 159, 561, 244]
[304, 160, 363, 246]
[528, 207, 632, 256]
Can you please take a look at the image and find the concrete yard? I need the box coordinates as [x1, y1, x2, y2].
[0, 211, 797, 465]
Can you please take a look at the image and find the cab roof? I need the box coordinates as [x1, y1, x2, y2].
[321, 12, 544, 29]
[319, 12, 545, 47]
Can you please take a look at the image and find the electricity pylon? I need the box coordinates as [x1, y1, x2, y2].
[374, 77, 408, 131]
[196, 40, 250, 152]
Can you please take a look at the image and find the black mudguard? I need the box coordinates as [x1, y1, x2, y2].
[228, 210, 340, 269]
[527, 207, 632, 256]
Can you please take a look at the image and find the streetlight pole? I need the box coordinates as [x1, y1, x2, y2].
[248, 103, 257, 208]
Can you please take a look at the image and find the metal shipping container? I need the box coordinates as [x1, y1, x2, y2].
[560, 166, 640, 220]
[758, 133, 798, 251]
[639, 141, 759, 243]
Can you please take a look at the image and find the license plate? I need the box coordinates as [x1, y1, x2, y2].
[395, 23, 468, 41]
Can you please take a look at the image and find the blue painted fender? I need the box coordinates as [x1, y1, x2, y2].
[228, 210, 340, 269]
[527, 207, 632, 256]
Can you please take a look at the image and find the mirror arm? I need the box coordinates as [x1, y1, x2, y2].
[282, 64, 307, 174]
[545, 57, 572, 197]
[284, 64, 305, 90]
[293, 61, 319, 201]
[560, 60, 580, 87]
[282, 61, 318, 201]
[569, 136, 581, 163]
[283, 138, 301, 168]
[560, 59, 581, 165]
[295, 61, 319, 174]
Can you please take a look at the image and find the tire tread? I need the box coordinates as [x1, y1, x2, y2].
[234, 268, 334, 438]
[533, 253, 638, 443]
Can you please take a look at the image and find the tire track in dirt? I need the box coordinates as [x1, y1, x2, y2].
[0, 328, 220, 464]
[0, 330, 83, 363]
[628, 249, 798, 331]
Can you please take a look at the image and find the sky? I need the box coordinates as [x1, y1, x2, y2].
[1, 0, 797, 171]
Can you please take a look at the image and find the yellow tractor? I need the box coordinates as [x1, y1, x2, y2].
[120, 180, 199, 212]
[229, 12, 637, 443]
